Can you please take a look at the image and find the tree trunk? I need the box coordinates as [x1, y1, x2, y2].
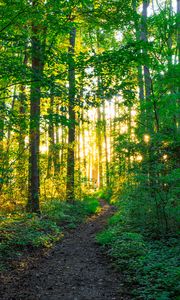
[127, 105, 132, 182]
[66, 27, 76, 203]
[27, 2, 45, 213]
[47, 95, 55, 178]
[82, 111, 87, 173]
[103, 102, 110, 187]
[0, 94, 5, 194]
[18, 48, 28, 192]
[177, 0, 180, 60]
[76, 111, 81, 197]
[97, 106, 103, 188]
[177, 0, 180, 134]
[133, 0, 145, 104]
[6, 88, 16, 187]
[141, 0, 155, 132]
[60, 108, 66, 177]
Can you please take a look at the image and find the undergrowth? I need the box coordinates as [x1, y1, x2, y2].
[0, 196, 100, 270]
[97, 212, 180, 300]
[94, 188, 113, 203]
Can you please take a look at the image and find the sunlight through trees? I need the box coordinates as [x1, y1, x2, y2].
[0, 1, 179, 297]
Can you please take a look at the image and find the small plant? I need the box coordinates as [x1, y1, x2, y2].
[0, 196, 100, 270]
[97, 211, 180, 299]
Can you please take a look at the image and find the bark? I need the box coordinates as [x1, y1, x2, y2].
[5, 89, 16, 187]
[47, 95, 55, 178]
[127, 105, 132, 179]
[97, 107, 103, 188]
[168, 0, 173, 66]
[0, 95, 5, 194]
[177, 0, 180, 134]
[7, 88, 16, 147]
[27, 3, 45, 213]
[54, 103, 61, 176]
[141, 0, 155, 132]
[19, 84, 26, 154]
[109, 101, 113, 184]
[142, 1, 151, 99]
[76, 91, 83, 196]
[177, 0, 180, 58]
[18, 47, 28, 191]
[66, 27, 76, 203]
[82, 111, 87, 172]
[60, 108, 66, 177]
[76, 112, 81, 196]
[87, 121, 91, 185]
[103, 102, 110, 187]
[133, 0, 145, 104]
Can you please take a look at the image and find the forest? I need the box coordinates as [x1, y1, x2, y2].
[0, 0, 179, 299]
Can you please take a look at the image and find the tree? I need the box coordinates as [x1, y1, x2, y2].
[66, 27, 76, 203]
[27, 1, 46, 213]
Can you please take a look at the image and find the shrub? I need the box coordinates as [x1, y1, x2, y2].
[0, 196, 100, 270]
[97, 212, 180, 299]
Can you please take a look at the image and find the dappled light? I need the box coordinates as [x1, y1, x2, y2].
[0, 0, 179, 299]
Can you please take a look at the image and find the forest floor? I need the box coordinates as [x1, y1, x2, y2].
[0, 201, 129, 300]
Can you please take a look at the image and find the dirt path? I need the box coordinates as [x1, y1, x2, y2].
[0, 202, 128, 300]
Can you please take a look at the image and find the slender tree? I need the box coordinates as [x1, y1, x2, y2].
[27, 1, 46, 212]
[47, 94, 55, 178]
[66, 27, 76, 202]
[0, 93, 5, 194]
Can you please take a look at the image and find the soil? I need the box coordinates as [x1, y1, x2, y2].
[0, 202, 129, 300]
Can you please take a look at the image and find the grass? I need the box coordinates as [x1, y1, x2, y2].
[0, 195, 100, 270]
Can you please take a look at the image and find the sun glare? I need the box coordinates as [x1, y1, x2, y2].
[40, 144, 48, 154]
[136, 154, 143, 162]
[144, 134, 150, 143]
[163, 154, 168, 161]
[131, 110, 137, 117]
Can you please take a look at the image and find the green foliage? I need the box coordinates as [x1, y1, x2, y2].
[0, 197, 100, 270]
[0, 0, 179, 297]
[95, 188, 113, 203]
[42, 196, 100, 225]
[114, 174, 180, 236]
[81, 195, 101, 214]
[97, 213, 180, 299]
[0, 213, 62, 270]
[135, 239, 180, 300]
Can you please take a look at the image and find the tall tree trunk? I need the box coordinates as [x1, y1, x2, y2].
[0, 94, 5, 194]
[76, 90, 83, 197]
[76, 113, 81, 197]
[60, 108, 66, 177]
[177, 0, 180, 134]
[66, 27, 76, 203]
[133, 0, 145, 135]
[177, 0, 180, 60]
[54, 103, 60, 176]
[127, 105, 132, 182]
[97, 106, 103, 188]
[47, 95, 55, 178]
[19, 85, 26, 156]
[18, 47, 28, 192]
[141, 1, 150, 97]
[87, 119, 91, 186]
[6, 88, 16, 187]
[166, 0, 177, 135]
[141, 0, 155, 132]
[103, 102, 110, 187]
[109, 101, 113, 185]
[27, 2, 45, 213]
[82, 111, 87, 174]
